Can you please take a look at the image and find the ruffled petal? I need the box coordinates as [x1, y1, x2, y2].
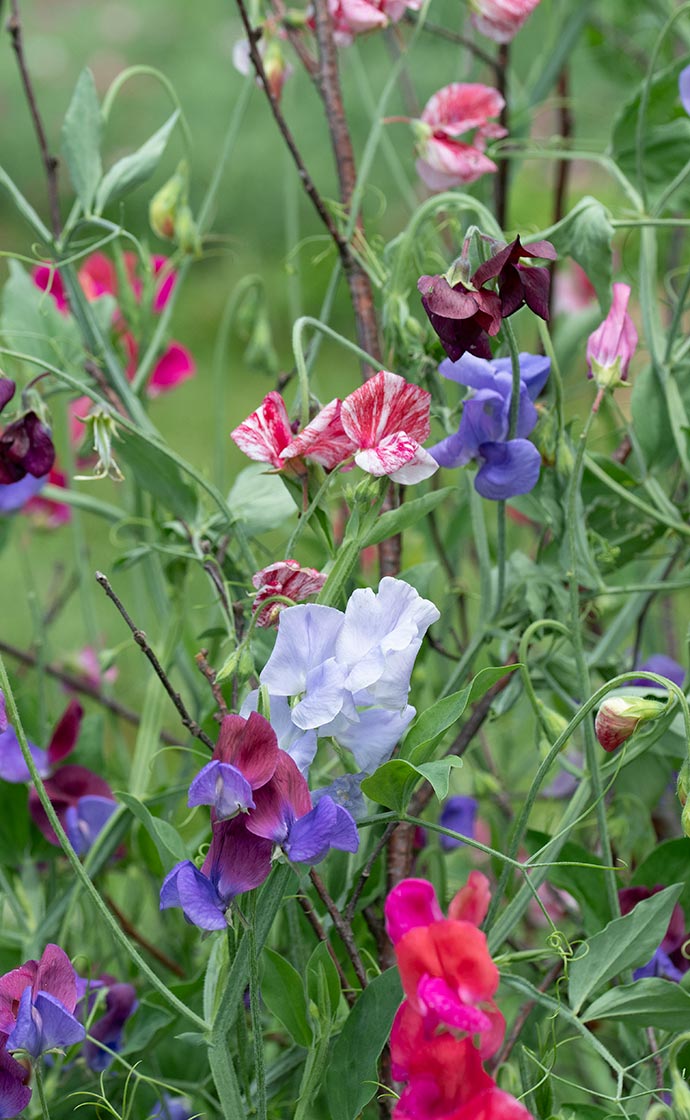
[474, 439, 541, 500]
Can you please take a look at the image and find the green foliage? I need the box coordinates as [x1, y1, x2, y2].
[95, 111, 180, 212]
[547, 196, 614, 313]
[61, 68, 102, 213]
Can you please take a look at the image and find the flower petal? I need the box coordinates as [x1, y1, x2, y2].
[159, 861, 227, 931]
[147, 343, 196, 398]
[474, 439, 541, 500]
[341, 371, 432, 448]
[230, 392, 293, 469]
[385, 878, 444, 944]
[0, 727, 49, 783]
[188, 760, 255, 819]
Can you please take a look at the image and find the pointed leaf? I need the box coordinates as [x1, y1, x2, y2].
[95, 111, 179, 212]
[117, 429, 198, 520]
[362, 488, 454, 548]
[118, 791, 189, 868]
[568, 884, 682, 1013]
[61, 69, 102, 211]
[262, 948, 312, 1047]
[584, 977, 690, 1032]
[546, 196, 613, 313]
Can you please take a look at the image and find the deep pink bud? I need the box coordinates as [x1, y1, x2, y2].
[586, 283, 638, 389]
[595, 696, 665, 753]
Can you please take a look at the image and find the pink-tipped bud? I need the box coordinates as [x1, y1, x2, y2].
[595, 695, 665, 753]
[586, 283, 638, 390]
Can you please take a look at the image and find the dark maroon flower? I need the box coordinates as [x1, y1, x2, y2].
[417, 274, 502, 360]
[471, 236, 557, 321]
[0, 380, 55, 486]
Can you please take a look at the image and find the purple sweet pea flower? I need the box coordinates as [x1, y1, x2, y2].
[160, 816, 273, 931]
[680, 64, 690, 116]
[631, 654, 685, 692]
[312, 772, 367, 820]
[1, 945, 85, 1059]
[0, 1037, 32, 1117]
[188, 712, 280, 821]
[64, 796, 118, 856]
[0, 473, 48, 513]
[80, 980, 138, 1071]
[620, 886, 690, 984]
[438, 795, 478, 851]
[429, 351, 549, 500]
[246, 752, 359, 864]
[633, 947, 685, 983]
[0, 699, 83, 784]
[150, 1095, 194, 1120]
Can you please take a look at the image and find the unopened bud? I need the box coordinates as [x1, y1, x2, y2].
[678, 760, 690, 808]
[594, 695, 665, 753]
[672, 1064, 690, 1119]
[149, 161, 201, 255]
[263, 39, 292, 103]
[536, 701, 569, 743]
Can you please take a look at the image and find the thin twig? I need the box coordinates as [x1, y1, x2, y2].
[309, 868, 368, 990]
[6, 0, 61, 236]
[95, 572, 214, 750]
[345, 822, 396, 924]
[296, 893, 356, 1006]
[104, 894, 186, 978]
[0, 638, 182, 745]
[195, 648, 229, 719]
[646, 1027, 664, 1092]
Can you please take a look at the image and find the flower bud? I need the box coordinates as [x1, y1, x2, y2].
[586, 283, 638, 390]
[149, 161, 201, 255]
[672, 1063, 690, 1119]
[595, 695, 665, 753]
[678, 760, 690, 808]
[74, 409, 123, 483]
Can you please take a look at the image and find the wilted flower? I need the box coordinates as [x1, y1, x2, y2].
[0, 945, 85, 1059]
[413, 83, 506, 192]
[586, 283, 638, 390]
[251, 560, 327, 627]
[429, 351, 550, 500]
[470, 0, 542, 43]
[594, 695, 666, 753]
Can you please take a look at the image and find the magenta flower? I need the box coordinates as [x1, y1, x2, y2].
[681, 65, 690, 116]
[246, 751, 359, 864]
[414, 84, 506, 192]
[470, 0, 542, 43]
[160, 816, 273, 930]
[231, 391, 294, 469]
[586, 282, 638, 389]
[0, 945, 84, 1059]
[339, 371, 438, 483]
[188, 712, 279, 821]
[252, 560, 327, 627]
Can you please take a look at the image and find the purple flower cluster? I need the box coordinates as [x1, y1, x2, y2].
[160, 711, 359, 931]
[243, 577, 441, 776]
[0, 696, 117, 856]
[430, 351, 550, 500]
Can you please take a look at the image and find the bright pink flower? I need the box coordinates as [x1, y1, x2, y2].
[23, 467, 71, 528]
[125, 335, 196, 398]
[448, 869, 492, 926]
[280, 399, 357, 471]
[386, 878, 444, 945]
[470, 0, 542, 44]
[340, 371, 438, 484]
[33, 264, 69, 313]
[78, 253, 117, 301]
[415, 84, 506, 192]
[252, 560, 327, 627]
[586, 282, 638, 389]
[72, 647, 118, 690]
[231, 391, 294, 469]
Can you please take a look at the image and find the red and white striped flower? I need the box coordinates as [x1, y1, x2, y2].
[340, 371, 438, 484]
[414, 84, 506, 192]
[230, 392, 293, 470]
[470, 0, 542, 43]
[252, 561, 327, 627]
[280, 399, 357, 471]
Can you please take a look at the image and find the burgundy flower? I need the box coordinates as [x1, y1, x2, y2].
[471, 236, 557, 322]
[417, 274, 502, 361]
[0, 382, 55, 487]
[28, 765, 116, 849]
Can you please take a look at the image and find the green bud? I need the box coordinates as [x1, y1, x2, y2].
[74, 408, 124, 483]
[150, 161, 188, 240]
[536, 701, 570, 744]
[678, 759, 690, 808]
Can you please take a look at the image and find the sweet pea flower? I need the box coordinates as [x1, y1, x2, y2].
[240, 691, 318, 775]
[324, 0, 421, 46]
[231, 391, 294, 469]
[0, 1037, 32, 1117]
[594, 695, 665, 753]
[246, 751, 359, 864]
[251, 560, 327, 627]
[149, 1096, 194, 1120]
[160, 816, 273, 930]
[279, 398, 357, 471]
[471, 0, 542, 43]
[188, 712, 279, 821]
[413, 84, 506, 192]
[0, 472, 47, 514]
[0, 698, 83, 784]
[0, 380, 55, 488]
[680, 64, 690, 116]
[430, 351, 550, 500]
[79, 978, 138, 1072]
[472, 236, 557, 323]
[0, 945, 85, 1059]
[586, 282, 638, 389]
[438, 795, 478, 851]
[337, 371, 438, 483]
[631, 654, 685, 691]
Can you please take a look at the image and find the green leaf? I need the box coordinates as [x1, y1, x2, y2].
[203, 935, 228, 1026]
[262, 948, 313, 1047]
[0, 164, 52, 241]
[118, 792, 189, 868]
[0, 784, 29, 864]
[362, 488, 454, 548]
[228, 464, 296, 535]
[568, 884, 682, 1013]
[95, 110, 179, 212]
[118, 429, 198, 520]
[61, 69, 102, 212]
[1, 261, 84, 372]
[325, 968, 402, 1120]
[547, 196, 613, 313]
[360, 756, 463, 814]
[306, 940, 343, 1024]
[584, 977, 690, 1031]
[632, 837, 690, 921]
[631, 365, 676, 470]
[402, 664, 519, 766]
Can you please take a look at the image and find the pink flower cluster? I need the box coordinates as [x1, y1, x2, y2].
[326, 0, 422, 46]
[414, 84, 507, 192]
[231, 370, 438, 485]
[385, 874, 534, 1120]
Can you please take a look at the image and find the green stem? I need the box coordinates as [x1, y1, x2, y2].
[248, 894, 267, 1120]
[33, 1063, 51, 1120]
[0, 658, 207, 1033]
[493, 319, 523, 617]
[292, 316, 381, 428]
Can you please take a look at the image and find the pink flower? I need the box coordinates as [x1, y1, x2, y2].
[33, 264, 69, 313]
[586, 283, 638, 389]
[326, 0, 421, 45]
[252, 561, 327, 627]
[339, 370, 438, 484]
[470, 0, 542, 44]
[280, 398, 357, 471]
[414, 84, 506, 192]
[231, 391, 294, 469]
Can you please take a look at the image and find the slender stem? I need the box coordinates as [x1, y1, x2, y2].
[402, 12, 499, 71]
[6, 0, 61, 236]
[0, 656, 208, 1032]
[95, 572, 214, 750]
[547, 68, 573, 318]
[104, 894, 185, 978]
[566, 404, 619, 919]
[33, 1062, 51, 1120]
[494, 319, 522, 616]
[309, 869, 368, 989]
[296, 893, 355, 1005]
[248, 894, 267, 1120]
